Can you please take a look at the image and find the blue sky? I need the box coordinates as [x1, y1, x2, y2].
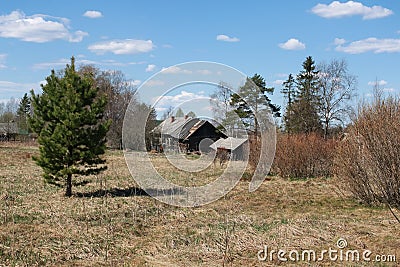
[1, 1, 399, 116]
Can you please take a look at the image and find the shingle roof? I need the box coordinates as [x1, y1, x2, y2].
[152, 117, 199, 139]
[209, 137, 247, 151]
[183, 120, 206, 140]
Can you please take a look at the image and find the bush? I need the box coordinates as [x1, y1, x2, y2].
[335, 95, 400, 209]
[272, 133, 338, 179]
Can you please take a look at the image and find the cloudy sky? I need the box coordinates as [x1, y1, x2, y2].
[0, 1, 399, 113]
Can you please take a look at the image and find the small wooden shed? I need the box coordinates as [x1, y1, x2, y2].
[209, 137, 249, 160]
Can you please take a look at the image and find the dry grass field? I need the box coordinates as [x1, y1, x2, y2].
[0, 142, 399, 266]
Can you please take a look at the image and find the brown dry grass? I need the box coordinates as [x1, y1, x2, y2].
[0, 142, 399, 266]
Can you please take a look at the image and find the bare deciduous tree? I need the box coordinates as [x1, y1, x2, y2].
[79, 65, 136, 149]
[317, 59, 357, 138]
[210, 81, 233, 121]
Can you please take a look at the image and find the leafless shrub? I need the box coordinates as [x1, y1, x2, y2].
[248, 135, 260, 171]
[240, 134, 262, 181]
[335, 94, 400, 211]
[273, 133, 338, 179]
[215, 215, 236, 267]
[214, 147, 230, 168]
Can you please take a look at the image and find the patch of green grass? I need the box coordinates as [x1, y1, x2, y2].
[185, 154, 201, 160]
[251, 221, 279, 233]
[280, 218, 289, 224]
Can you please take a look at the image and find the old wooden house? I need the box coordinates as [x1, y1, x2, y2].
[150, 115, 226, 153]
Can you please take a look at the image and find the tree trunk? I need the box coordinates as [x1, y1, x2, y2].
[65, 173, 72, 197]
[324, 118, 329, 140]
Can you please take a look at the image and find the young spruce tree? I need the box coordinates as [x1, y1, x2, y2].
[286, 56, 322, 134]
[29, 57, 110, 197]
[17, 93, 31, 134]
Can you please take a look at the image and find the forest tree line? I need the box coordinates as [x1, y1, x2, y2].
[210, 56, 356, 139]
[0, 63, 157, 148]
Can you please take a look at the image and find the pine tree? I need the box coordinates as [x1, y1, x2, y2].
[230, 73, 280, 136]
[29, 57, 110, 197]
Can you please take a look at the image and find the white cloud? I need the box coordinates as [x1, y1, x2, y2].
[146, 64, 156, 72]
[0, 80, 42, 95]
[336, 38, 400, 54]
[0, 54, 7, 69]
[88, 39, 154, 55]
[33, 57, 144, 69]
[197, 69, 212, 75]
[383, 87, 395, 92]
[367, 80, 396, 93]
[279, 38, 306, 50]
[311, 1, 393, 20]
[33, 58, 70, 70]
[83, 10, 103, 18]
[129, 80, 142, 87]
[365, 93, 373, 98]
[0, 10, 88, 43]
[216, 34, 240, 42]
[161, 66, 192, 74]
[145, 80, 165, 87]
[154, 107, 168, 114]
[368, 80, 387, 86]
[154, 90, 208, 108]
[334, 38, 346, 45]
[273, 79, 285, 85]
[275, 73, 289, 78]
[69, 30, 88, 42]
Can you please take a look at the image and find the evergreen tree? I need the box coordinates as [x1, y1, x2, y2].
[29, 57, 110, 197]
[175, 107, 184, 117]
[281, 74, 296, 133]
[230, 74, 280, 136]
[297, 56, 320, 102]
[145, 105, 157, 151]
[186, 111, 196, 118]
[289, 56, 322, 134]
[17, 93, 31, 133]
[281, 74, 296, 106]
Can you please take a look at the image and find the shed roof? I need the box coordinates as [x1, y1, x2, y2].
[209, 137, 248, 151]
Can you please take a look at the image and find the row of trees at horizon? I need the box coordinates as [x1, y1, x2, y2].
[210, 56, 357, 138]
[0, 63, 152, 148]
[281, 56, 357, 137]
[2, 55, 359, 144]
